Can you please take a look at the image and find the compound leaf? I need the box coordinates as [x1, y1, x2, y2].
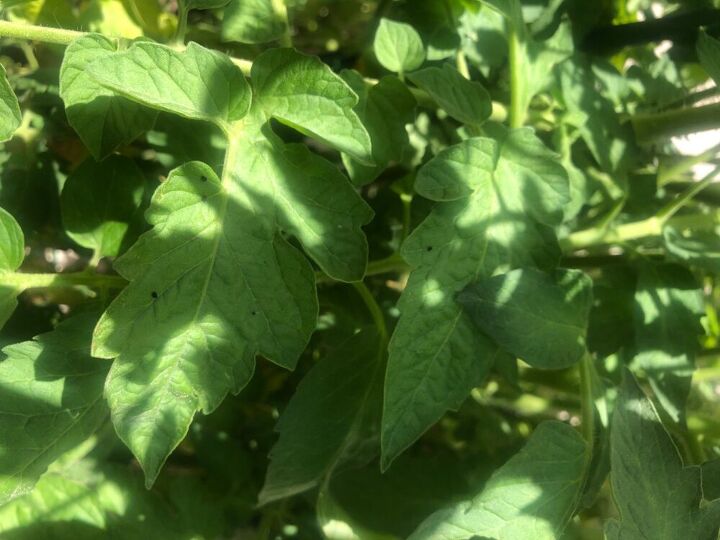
[0, 64, 21, 143]
[259, 327, 382, 505]
[407, 64, 492, 126]
[0, 207, 24, 329]
[605, 375, 720, 539]
[374, 18, 426, 74]
[382, 129, 569, 468]
[0, 311, 109, 505]
[87, 41, 252, 130]
[61, 156, 145, 259]
[221, 0, 287, 44]
[633, 263, 703, 424]
[60, 34, 157, 160]
[459, 268, 593, 370]
[409, 421, 587, 539]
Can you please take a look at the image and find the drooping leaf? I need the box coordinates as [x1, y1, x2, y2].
[60, 34, 157, 160]
[409, 421, 587, 540]
[407, 64, 492, 126]
[0, 64, 21, 143]
[605, 375, 720, 539]
[259, 327, 382, 505]
[60, 156, 145, 259]
[340, 71, 416, 185]
[0, 207, 24, 329]
[221, 0, 287, 44]
[374, 18, 426, 74]
[633, 263, 703, 424]
[459, 268, 593, 370]
[382, 128, 569, 468]
[87, 41, 252, 130]
[0, 311, 109, 505]
[664, 225, 720, 273]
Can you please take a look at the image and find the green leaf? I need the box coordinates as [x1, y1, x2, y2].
[664, 225, 720, 273]
[60, 156, 145, 259]
[409, 421, 587, 539]
[0, 64, 21, 143]
[702, 459, 720, 501]
[251, 48, 373, 163]
[407, 64, 492, 126]
[557, 56, 635, 177]
[60, 35, 157, 160]
[0, 312, 109, 505]
[221, 0, 287, 44]
[382, 129, 569, 468]
[87, 41, 252, 131]
[259, 328, 382, 505]
[697, 30, 720, 86]
[459, 268, 593, 369]
[633, 263, 703, 424]
[340, 71, 416, 185]
[374, 18, 426, 74]
[0, 207, 24, 329]
[605, 375, 720, 539]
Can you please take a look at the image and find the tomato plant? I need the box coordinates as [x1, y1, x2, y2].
[1, 0, 720, 538]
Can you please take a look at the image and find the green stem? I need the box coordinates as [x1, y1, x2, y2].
[0, 20, 89, 45]
[656, 164, 720, 222]
[175, 0, 189, 45]
[456, 50, 470, 80]
[658, 142, 720, 186]
[508, 26, 524, 129]
[1, 272, 127, 290]
[579, 353, 595, 448]
[632, 102, 720, 144]
[271, 0, 292, 47]
[352, 282, 388, 345]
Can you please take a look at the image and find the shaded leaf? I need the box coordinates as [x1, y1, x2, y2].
[633, 263, 703, 424]
[407, 64, 491, 126]
[61, 156, 145, 259]
[664, 225, 720, 273]
[605, 375, 720, 539]
[221, 0, 287, 44]
[259, 328, 382, 505]
[459, 268, 593, 369]
[382, 129, 569, 468]
[0, 312, 108, 505]
[60, 35, 157, 160]
[409, 421, 587, 539]
[0, 207, 24, 329]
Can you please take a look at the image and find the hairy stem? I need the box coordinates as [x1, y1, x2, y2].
[632, 102, 720, 144]
[353, 282, 388, 345]
[0, 20, 89, 45]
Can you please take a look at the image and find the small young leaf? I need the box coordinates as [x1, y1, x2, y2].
[60, 34, 157, 160]
[0, 311, 109, 505]
[605, 374, 720, 539]
[340, 71, 416, 185]
[87, 41, 252, 130]
[0, 207, 24, 329]
[61, 156, 145, 259]
[221, 0, 287, 44]
[0, 64, 21, 143]
[407, 64, 492, 126]
[633, 263, 703, 423]
[459, 268, 593, 369]
[251, 48, 373, 162]
[409, 421, 587, 539]
[259, 328, 382, 505]
[382, 129, 569, 469]
[374, 18, 426, 74]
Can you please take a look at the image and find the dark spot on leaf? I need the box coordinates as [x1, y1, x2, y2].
[202, 195, 208, 201]
[252, 311, 257, 316]
[200, 176, 208, 182]
[427, 246, 433, 252]
[151, 291, 159, 299]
